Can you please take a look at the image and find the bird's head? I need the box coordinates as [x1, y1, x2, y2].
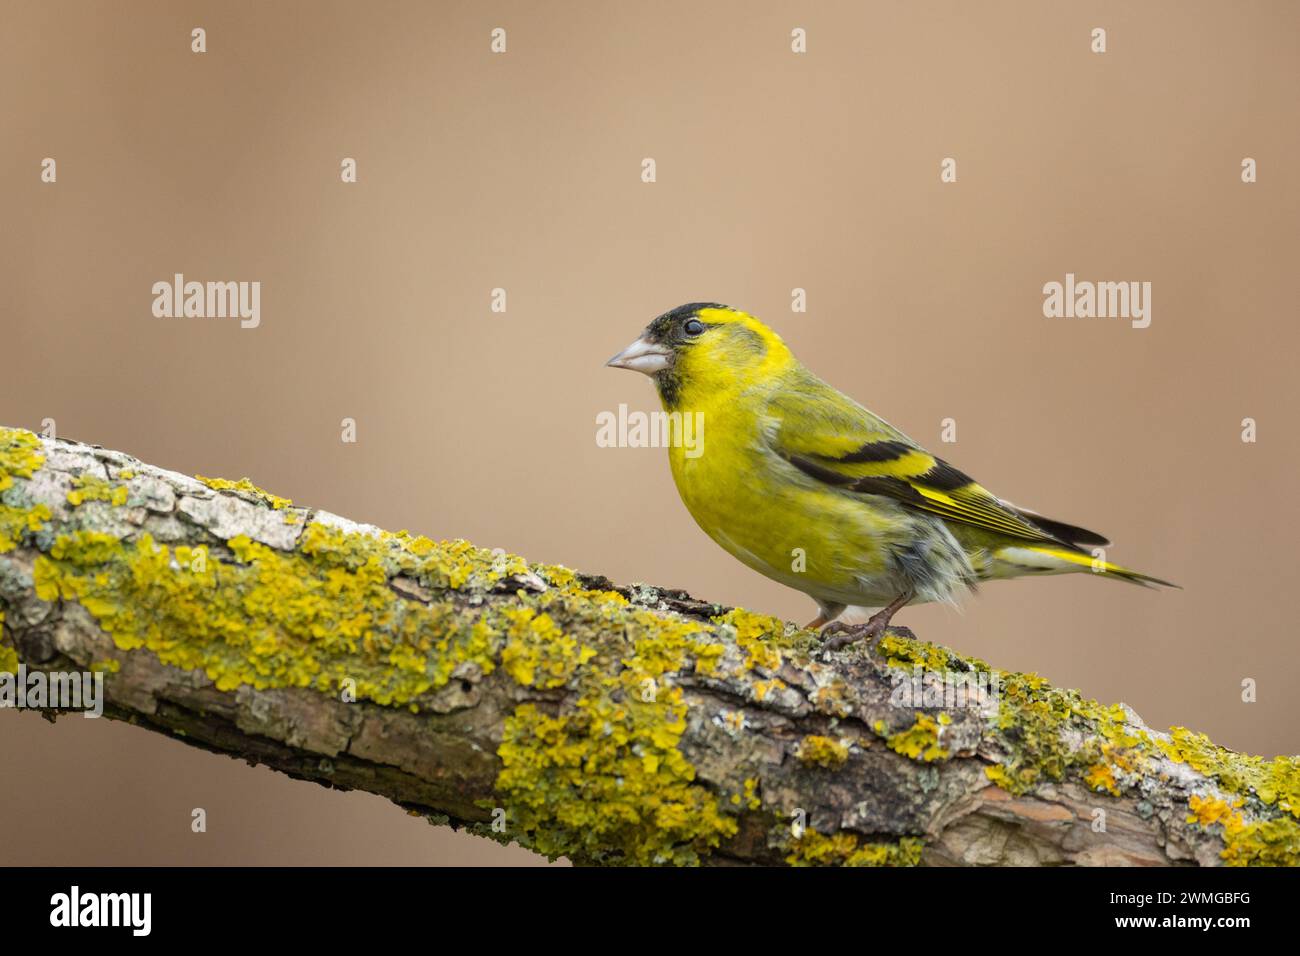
[606, 303, 791, 408]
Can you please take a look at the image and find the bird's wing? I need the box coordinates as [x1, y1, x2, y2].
[764, 379, 1082, 546]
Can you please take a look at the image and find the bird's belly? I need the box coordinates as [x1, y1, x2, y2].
[669, 444, 913, 606]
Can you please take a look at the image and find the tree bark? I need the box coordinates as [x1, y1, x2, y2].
[0, 426, 1295, 866]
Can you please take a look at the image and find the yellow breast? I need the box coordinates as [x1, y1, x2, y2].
[666, 396, 900, 606]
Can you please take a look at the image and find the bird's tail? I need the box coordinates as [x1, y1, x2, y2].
[994, 544, 1180, 589]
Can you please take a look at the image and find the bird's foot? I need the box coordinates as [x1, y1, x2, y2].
[819, 592, 914, 653]
[820, 618, 914, 653]
[821, 620, 883, 652]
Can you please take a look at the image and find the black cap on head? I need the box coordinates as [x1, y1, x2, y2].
[645, 302, 731, 342]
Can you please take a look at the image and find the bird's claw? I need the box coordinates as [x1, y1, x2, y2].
[820, 622, 915, 653]
[820, 620, 884, 652]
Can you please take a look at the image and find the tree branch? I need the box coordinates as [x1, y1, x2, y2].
[0, 426, 1295, 866]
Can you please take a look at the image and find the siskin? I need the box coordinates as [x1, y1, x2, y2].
[607, 303, 1176, 648]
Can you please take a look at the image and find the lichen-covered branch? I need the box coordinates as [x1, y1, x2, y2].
[1, 426, 1296, 866]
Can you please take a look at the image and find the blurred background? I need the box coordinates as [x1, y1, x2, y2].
[2, 0, 1297, 864]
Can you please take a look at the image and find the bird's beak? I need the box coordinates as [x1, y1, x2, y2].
[605, 336, 672, 375]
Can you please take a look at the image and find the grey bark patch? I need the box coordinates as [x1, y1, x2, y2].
[177, 493, 303, 550]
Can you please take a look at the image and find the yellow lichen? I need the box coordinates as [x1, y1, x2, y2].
[796, 735, 850, 768]
[0, 428, 51, 553]
[0, 502, 50, 554]
[1084, 762, 1120, 796]
[877, 712, 949, 762]
[1187, 794, 1244, 830]
[1159, 728, 1300, 866]
[714, 607, 788, 671]
[729, 777, 762, 811]
[396, 533, 529, 590]
[1183, 793, 1300, 866]
[493, 600, 741, 865]
[498, 608, 595, 688]
[877, 631, 990, 674]
[984, 672, 1148, 796]
[983, 764, 1018, 790]
[196, 475, 293, 510]
[537, 564, 578, 589]
[1219, 816, 1300, 866]
[786, 829, 923, 867]
[0, 429, 45, 491]
[31, 526, 504, 704]
[692, 641, 726, 674]
[67, 471, 129, 507]
[1160, 727, 1300, 818]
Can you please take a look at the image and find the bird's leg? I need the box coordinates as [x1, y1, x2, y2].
[803, 600, 846, 631]
[821, 591, 914, 652]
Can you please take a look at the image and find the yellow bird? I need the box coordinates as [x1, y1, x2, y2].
[607, 303, 1176, 648]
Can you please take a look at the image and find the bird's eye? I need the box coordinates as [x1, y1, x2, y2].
[683, 318, 705, 336]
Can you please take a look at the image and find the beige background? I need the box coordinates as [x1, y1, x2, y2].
[2, 0, 1297, 864]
